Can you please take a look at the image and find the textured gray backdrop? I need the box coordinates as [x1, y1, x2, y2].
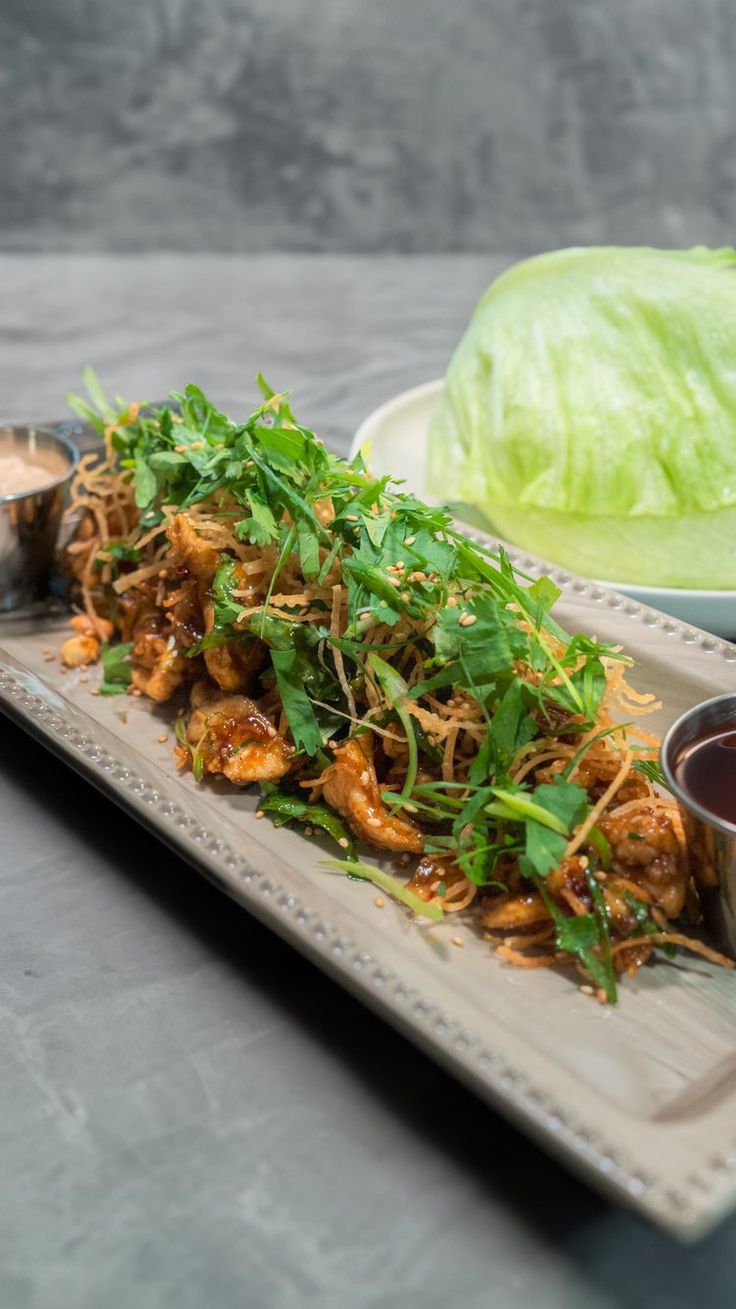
[0, 0, 734, 251]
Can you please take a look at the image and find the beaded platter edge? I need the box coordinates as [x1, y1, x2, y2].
[1, 539, 736, 1239]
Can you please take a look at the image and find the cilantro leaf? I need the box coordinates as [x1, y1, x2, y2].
[134, 451, 157, 509]
[258, 791, 356, 859]
[99, 642, 133, 695]
[236, 492, 279, 548]
[297, 518, 320, 582]
[212, 556, 243, 630]
[271, 648, 324, 754]
[634, 759, 666, 787]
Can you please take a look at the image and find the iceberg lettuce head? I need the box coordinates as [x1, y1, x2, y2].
[428, 246, 736, 587]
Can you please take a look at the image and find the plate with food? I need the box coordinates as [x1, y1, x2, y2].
[353, 247, 736, 638]
[2, 375, 736, 1240]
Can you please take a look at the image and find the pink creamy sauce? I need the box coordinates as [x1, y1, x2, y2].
[0, 454, 52, 497]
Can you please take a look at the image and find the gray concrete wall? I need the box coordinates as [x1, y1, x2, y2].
[1, 0, 733, 252]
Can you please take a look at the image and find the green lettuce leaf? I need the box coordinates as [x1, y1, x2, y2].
[428, 246, 736, 587]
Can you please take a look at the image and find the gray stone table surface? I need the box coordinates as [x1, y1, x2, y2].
[1, 255, 735, 1308]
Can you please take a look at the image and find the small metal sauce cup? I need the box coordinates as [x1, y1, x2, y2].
[661, 692, 736, 958]
[0, 424, 79, 611]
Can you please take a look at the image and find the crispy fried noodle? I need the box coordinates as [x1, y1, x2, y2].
[61, 374, 734, 1003]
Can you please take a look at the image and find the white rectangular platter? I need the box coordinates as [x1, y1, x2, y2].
[2, 538, 736, 1240]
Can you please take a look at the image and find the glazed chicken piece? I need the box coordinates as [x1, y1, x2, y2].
[60, 634, 101, 667]
[186, 681, 291, 784]
[61, 610, 117, 667]
[132, 634, 188, 701]
[537, 754, 650, 806]
[598, 804, 687, 918]
[320, 739, 423, 854]
[163, 576, 204, 650]
[110, 591, 188, 698]
[68, 613, 115, 643]
[479, 855, 593, 935]
[478, 892, 548, 932]
[167, 514, 264, 693]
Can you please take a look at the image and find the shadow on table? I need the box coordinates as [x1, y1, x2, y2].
[4, 715, 736, 1308]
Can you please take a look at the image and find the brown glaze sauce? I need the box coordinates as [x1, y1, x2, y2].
[676, 729, 736, 824]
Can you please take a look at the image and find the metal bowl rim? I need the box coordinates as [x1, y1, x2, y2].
[0, 424, 79, 505]
[661, 691, 736, 837]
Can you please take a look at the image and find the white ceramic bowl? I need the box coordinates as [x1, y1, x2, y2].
[351, 379, 736, 640]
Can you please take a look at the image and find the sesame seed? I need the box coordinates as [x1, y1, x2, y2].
[366, 816, 382, 828]
[266, 725, 278, 738]
[90, 686, 100, 695]
[458, 612, 477, 627]
[174, 444, 187, 454]
[404, 803, 418, 814]
[400, 591, 411, 602]
[360, 769, 370, 786]
[43, 653, 55, 662]
[394, 561, 405, 571]
[79, 674, 89, 684]
[452, 935, 464, 948]
[304, 825, 314, 837]
[255, 809, 265, 819]
[405, 535, 416, 546]
[338, 836, 349, 848]
[345, 514, 358, 522]
[158, 733, 169, 743]
[374, 896, 384, 909]
[190, 441, 204, 450]
[446, 595, 458, 607]
[132, 688, 143, 697]
[386, 575, 401, 588]
[579, 984, 594, 996]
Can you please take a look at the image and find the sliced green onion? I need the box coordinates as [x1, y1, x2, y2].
[584, 867, 617, 1004]
[321, 859, 444, 920]
[586, 826, 612, 869]
[367, 653, 418, 802]
[486, 789, 568, 834]
[562, 723, 631, 781]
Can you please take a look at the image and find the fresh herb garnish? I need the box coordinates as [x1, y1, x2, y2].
[99, 642, 133, 695]
[258, 790, 356, 859]
[69, 372, 657, 996]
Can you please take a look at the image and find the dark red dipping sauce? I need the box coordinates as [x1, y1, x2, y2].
[676, 729, 736, 825]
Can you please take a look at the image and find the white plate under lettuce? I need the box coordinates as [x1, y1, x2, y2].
[352, 380, 736, 640]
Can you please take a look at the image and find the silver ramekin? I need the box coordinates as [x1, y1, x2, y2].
[0, 424, 79, 611]
[661, 692, 736, 958]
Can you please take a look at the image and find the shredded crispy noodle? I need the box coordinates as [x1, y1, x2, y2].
[59, 378, 734, 1002]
